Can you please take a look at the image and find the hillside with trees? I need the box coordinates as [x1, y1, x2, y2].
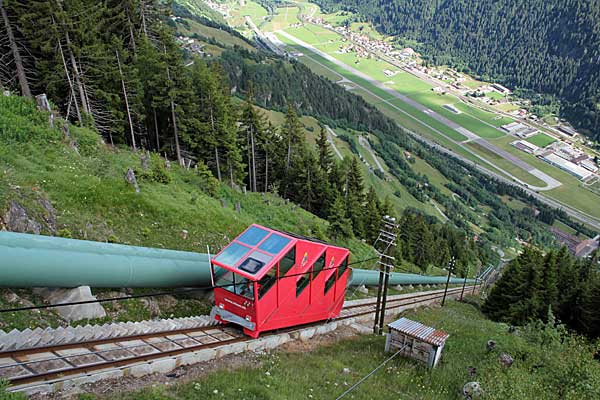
[483, 246, 600, 338]
[314, 0, 600, 141]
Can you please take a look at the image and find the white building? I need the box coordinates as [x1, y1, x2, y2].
[541, 153, 593, 180]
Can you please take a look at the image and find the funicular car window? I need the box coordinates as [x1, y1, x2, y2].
[324, 272, 336, 294]
[237, 226, 269, 246]
[296, 275, 310, 297]
[215, 271, 254, 300]
[214, 242, 250, 267]
[278, 246, 296, 277]
[312, 253, 326, 279]
[258, 268, 277, 299]
[238, 251, 272, 274]
[258, 233, 291, 254]
[338, 256, 349, 279]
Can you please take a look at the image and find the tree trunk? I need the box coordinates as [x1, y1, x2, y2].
[214, 146, 222, 181]
[251, 131, 257, 192]
[116, 49, 136, 150]
[264, 147, 269, 193]
[153, 107, 160, 151]
[1, 0, 31, 98]
[170, 98, 182, 166]
[209, 107, 222, 180]
[140, 1, 148, 37]
[57, 38, 81, 124]
[65, 30, 90, 115]
[163, 46, 182, 165]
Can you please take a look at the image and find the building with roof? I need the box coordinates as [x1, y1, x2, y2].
[511, 140, 539, 154]
[541, 153, 593, 180]
[550, 228, 599, 258]
[385, 318, 449, 368]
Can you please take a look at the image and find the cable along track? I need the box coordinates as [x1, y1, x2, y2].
[1, 286, 474, 390]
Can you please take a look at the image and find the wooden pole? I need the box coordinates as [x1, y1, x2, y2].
[441, 257, 455, 307]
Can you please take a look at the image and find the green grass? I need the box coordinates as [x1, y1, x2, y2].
[104, 301, 600, 400]
[525, 133, 556, 148]
[0, 95, 376, 330]
[486, 91, 506, 101]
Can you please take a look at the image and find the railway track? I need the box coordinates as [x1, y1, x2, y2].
[1, 285, 477, 393]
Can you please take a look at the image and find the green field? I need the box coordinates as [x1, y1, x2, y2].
[525, 133, 556, 148]
[486, 91, 506, 101]
[177, 19, 255, 51]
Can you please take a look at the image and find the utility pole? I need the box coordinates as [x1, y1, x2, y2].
[460, 265, 470, 301]
[373, 215, 399, 335]
[441, 256, 456, 307]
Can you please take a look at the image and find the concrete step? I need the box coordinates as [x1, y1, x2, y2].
[0, 315, 214, 352]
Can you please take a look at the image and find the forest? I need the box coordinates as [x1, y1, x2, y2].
[314, 0, 600, 141]
[1, 0, 596, 276]
[483, 247, 600, 339]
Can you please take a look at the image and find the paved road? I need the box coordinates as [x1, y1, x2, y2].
[274, 30, 600, 230]
[324, 125, 343, 160]
[276, 30, 562, 191]
[358, 135, 384, 172]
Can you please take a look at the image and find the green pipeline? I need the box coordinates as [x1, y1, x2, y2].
[0, 232, 474, 288]
[348, 268, 476, 286]
[0, 232, 213, 288]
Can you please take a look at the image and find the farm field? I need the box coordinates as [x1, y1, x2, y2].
[525, 133, 556, 148]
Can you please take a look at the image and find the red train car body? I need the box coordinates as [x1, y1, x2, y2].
[210, 224, 350, 338]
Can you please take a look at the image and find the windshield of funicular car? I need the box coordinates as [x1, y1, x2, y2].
[215, 271, 255, 300]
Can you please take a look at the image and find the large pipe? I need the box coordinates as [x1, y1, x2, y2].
[0, 232, 475, 289]
[0, 232, 212, 288]
[348, 268, 476, 286]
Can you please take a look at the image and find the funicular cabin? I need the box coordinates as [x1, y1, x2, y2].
[210, 224, 350, 338]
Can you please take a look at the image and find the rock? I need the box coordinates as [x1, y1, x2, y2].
[33, 286, 106, 321]
[2, 290, 19, 304]
[4, 201, 41, 234]
[38, 198, 57, 233]
[3, 90, 10, 97]
[235, 202, 241, 213]
[357, 285, 369, 294]
[141, 298, 161, 318]
[125, 168, 140, 193]
[393, 285, 403, 291]
[486, 340, 497, 351]
[164, 159, 171, 170]
[181, 229, 189, 240]
[62, 122, 70, 139]
[499, 353, 513, 367]
[35, 94, 51, 112]
[467, 366, 477, 377]
[462, 381, 482, 400]
[342, 368, 350, 374]
[140, 152, 150, 170]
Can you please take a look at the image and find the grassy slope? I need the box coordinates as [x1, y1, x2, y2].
[0, 96, 375, 330]
[106, 300, 600, 400]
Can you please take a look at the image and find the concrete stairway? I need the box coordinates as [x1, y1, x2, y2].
[0, 315, 215, 352]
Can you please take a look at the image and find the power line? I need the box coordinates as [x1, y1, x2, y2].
[0, 256, 379, 314]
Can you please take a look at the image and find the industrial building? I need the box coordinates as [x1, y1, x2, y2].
[541, 152, 593, 180]
[511, 140, 539, 154]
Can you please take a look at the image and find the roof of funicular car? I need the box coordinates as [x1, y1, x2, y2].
[211, 224, 300, 281]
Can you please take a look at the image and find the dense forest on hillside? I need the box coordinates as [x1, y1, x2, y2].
[314, 0, 600, 141]
[483, 247, 600, 339]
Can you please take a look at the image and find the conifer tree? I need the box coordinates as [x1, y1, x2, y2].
[327, 195, 353, 240]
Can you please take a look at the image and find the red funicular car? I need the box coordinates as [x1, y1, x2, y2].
[210, 224, 350, 338]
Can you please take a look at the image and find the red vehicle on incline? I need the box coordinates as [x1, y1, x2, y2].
[210, 224, 350, 338]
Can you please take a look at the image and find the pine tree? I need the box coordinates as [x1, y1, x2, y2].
[345, 157, 365, 238]
[327, 195, 353, 240]
[316, 125, 333, 173]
